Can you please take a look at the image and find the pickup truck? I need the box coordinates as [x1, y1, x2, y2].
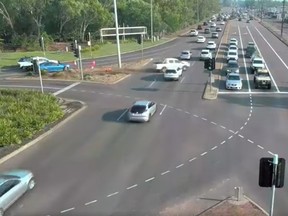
[17, 57, 59, 71]
[253, 68, 271, 89]
[155, 58, 190, 72]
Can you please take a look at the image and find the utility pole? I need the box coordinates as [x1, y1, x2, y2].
[269, 154, 278, 216]
[197, 0, 199, 23]
[113, 0, 122, 68]
[281, 0, 286, 37]
[88, 32, 92, 57]
[151, 0, 153, 42]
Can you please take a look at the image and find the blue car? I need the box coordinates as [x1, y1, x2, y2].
[39, 61, 70, 72]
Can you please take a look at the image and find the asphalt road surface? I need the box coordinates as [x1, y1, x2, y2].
[0, 18, 288, 216]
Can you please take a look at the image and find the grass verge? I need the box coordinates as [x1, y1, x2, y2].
[0, 89, 64, 146]
[0, 39, 169, 68]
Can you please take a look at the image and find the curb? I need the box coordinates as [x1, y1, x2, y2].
[244, 195, 269, 216]
[203, 81, 218, 100]
[0, 99, 87, 165]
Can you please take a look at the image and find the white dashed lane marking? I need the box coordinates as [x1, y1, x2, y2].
[176, 164, 184, 168]
[85, 200, 97, 206]
[60, 207, 75, 214]
[238, 134, 244, 138]
[193, 114, 199, 118]
[257, 145, 264, 150]
[247, 139, 254, 144]
[211, 146, 218, 150]
[220, 141, 226, 145]
[228, 135, 233, 140]
[126, 184, 138, 190]
[189, 157, 197, 162]
[229, 130, 235, 133]
[161, 170, 170, 175]
[211, 121, 217, 125]
[220, 125, 226, 129]
[159, 105, 167, 115]
[201, 152, 207, 156]
[268, 151, 274, 156]
[145, 177, 155, 182]
[201, 117, 207, 121]
[107, 192, 119, 197]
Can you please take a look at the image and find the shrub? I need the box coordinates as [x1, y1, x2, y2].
[0, 89, 64, 146]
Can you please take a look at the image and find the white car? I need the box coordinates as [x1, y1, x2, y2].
[251, 57, 265, 73]
[180, 50, 192, 60]
[190, 29, 198, 36]
[226, 73, 243, 90]
[220, 21, 225, 25]
[163, 66, 183, 81]
[228, 45, 238, 52]
[200, 49, 212, 60]
[210, 22, 216, 27]
[206, 41, 217, 50]
[227, 50, 238, 62]
[155, 58, 190, 72]
[197, 36, 206, 43]
[128, 100, 157, 122]
[229, 38, 238, 46]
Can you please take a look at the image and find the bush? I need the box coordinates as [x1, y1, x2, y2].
[0, 89, 64, 146]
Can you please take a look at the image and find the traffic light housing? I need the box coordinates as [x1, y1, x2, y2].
[137, 35, 142, 44]
[70, 42, 75, 51]
[259, 157, 286, 188]
[204, 57, 215, 70]
[73, 48, 80, 58]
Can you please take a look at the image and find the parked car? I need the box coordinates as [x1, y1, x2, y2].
[226, 73, 242, 90]
[163, 66, 183, 81]
[180, 50, 192, 60]
[197, 36, 206, 43]
[190, 29, 198, 36]
[200, 49, 212, 60]
[155, 58, 190, 72]
[210, 22, 216, 28]
[0, 170, 35, 215]
[39, 62, 70, 72]
[211, 32, 219, 38]
[220, 21, 225, 25]
[128, 100, 157, 122]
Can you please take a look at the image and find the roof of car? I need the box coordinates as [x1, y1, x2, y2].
[228, 73, 240, 77]
[133, 100, 151, 106]
[230, 38, 237, 41]
[253, 57, 263, 61]
[182, 50, 190, 53]
[201, 49, 210, 52]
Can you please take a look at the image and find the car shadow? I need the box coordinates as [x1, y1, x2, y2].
[141, 74, 164, 82]
[102, 109, 129, 123]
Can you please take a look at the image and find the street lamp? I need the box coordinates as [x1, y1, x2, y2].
[151, 0, 153, 42]
[113, 0, 122, 68]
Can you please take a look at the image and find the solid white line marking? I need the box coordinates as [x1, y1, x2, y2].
[107, 192, 119, 197]
[126, 184, 138, 190]
[167, 105, 173, 108]
[159, 104, 167, 115]
[201, 152, 207, 156]
[185, 111, 191, 114]
[240, 126, 244, 130]
[211, 146, 218, 150]
[247, 139, 254, 144]
[161, 170, 171, 175]
[193, 114, 199, 118]
[211, 121, 217, 125]
[229, 130, 235, 133]
[257, 145, 264, 149]
[189, 157, 197, 162]
[53, 82, 80, 96]
[201, 117, 207, 121]
[247, 26, 279, 92]
[238, 134, 244, 138]
[220, 141, 226, 145]
[85, 200, 98, 206]
[145, 177, 155, 182]
[176, 164, 184, 168]
[180, 76, 185, 83]
[60, 207, 75, 213]
[117, 109, 128, 121]
[228, 135, 233, 139]
[268, 151, 274, 156]
[176, 108, 183, 112]
[220, 125, 226, 129]
[0, 85, 61, 90]
[238, 25, 251, 92]
[148, 79, 156, 88]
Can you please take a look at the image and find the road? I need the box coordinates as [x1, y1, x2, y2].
[0, 18, 288, 216]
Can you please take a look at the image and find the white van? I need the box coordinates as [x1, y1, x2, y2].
[163, 66, 183, 81]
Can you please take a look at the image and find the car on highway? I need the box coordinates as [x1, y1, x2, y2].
[0, 170, 35, 215]
[197, 25, 203, 30]
[189, 29, 198, 36]
[180, 50, 192, 60]
[253, 68, 271, 89]
[227, 50, 238, 62]
[206, 41, 217, 50]
[246, 19, 250, 23]
[226, 73, 242, 90]
[247, 42, 256, 49]
[220, 21, 225, 25]
[210, 22, 216, 28]
[155, 58, 190, 72]
[228, 45, 238, 52]
[200, 49, 212, 60]
[128, 100, 157, 122]
[197, 36, 206, 43]
[211, 32, 219, 38]
[245, 46, 257, 58]
[203, 21, 208, 26]
[251, 57, 265, 73]
[39, 62, 70, 72]
[163, 66, 183, 81]
[204, 28, 211, 34]
[229, 38, 238, 46]
[225, 60, 240, 74]
[216, 27, 222, 32]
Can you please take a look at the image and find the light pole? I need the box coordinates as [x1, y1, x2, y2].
[151, 0, 153, 42]
[281, 0, 286, 37]
[197, 0, 199, 23]
[113, 0, 122, 68]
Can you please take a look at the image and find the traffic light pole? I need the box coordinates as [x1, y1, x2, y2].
[78, 45, 84, 80]
[209, 70, 212, 92]
[270, 154, 278, 216]
[141, 34, 144, 61]
[36, 57, 44, 93]
[41, 37, 46, 57]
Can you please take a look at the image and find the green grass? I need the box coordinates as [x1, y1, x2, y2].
[0, 89, 64, 146]
[0, 39, 170, 68]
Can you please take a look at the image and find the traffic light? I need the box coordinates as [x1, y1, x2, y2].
[73, 48, 80, 58]
[204, 57, 216, 70]
[137, 35, 142, 44]
[70, 42, 75, 51]
[259, 157, 286, 188]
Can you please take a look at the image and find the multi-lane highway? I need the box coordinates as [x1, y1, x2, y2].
[0, 18, 288, 216]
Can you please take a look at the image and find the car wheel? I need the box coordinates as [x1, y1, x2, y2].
[0, 208, 3, 216]
[161, 67, 167, 73]
[147, 114, 151, 122]
[28, 178, 35, 190]
[268, 84, 271, 89]
[182, 66, 187, 71]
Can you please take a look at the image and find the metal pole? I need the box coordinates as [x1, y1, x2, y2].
[260, 0, 263, 22]
[36, 57, 44, 93]
[78, 45, 84, 80]
[151, 0, 153, 42]
[141, 34, 144, 61]
[197, 0, 199, 23]
[113, 0, 122, 68]
[88, 32, 92, 57]
[210, 70, 212, 92]
[281, 0, 285, 37]
[123, 23, 126, 41]
[270, 154, 278, 216]
[41, 37, 45, 57]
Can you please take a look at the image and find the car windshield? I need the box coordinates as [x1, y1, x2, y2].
[228, 52, 236, 55]
[228, 62, 238, 68]
[254, 60, 263, 64]
[228, 75, 240, 80]
[130, 105, 146, 113]
[181, 52, 189, 55]
[202, 51, 209, 54]
[165, 69, 177, 74]
[258, 72, 269, 76]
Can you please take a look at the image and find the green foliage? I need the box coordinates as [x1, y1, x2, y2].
[0, 89, 64, 146]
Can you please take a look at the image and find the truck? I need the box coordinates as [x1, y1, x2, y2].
[253, 68, 272, 89]
[155, 58, 190, 72]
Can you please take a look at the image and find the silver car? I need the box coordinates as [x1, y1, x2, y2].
[180, 50, 192, 60]
[128, 100, 157, 122]
[0, 170, 35, 215]
[226, 73, 242, 90]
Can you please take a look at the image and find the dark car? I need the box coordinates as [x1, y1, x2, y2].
[225, 60, 240, 74]
[216, 27, 222, 32]
[203, 21, 208, 26]
[246, 19, 250, 23]
[204, 28, 210, 34]
[238, 17, 242, 21]
[245, 47, 257, 58]
[211, 32, 219, 38]
[197, 25, 202, 30]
